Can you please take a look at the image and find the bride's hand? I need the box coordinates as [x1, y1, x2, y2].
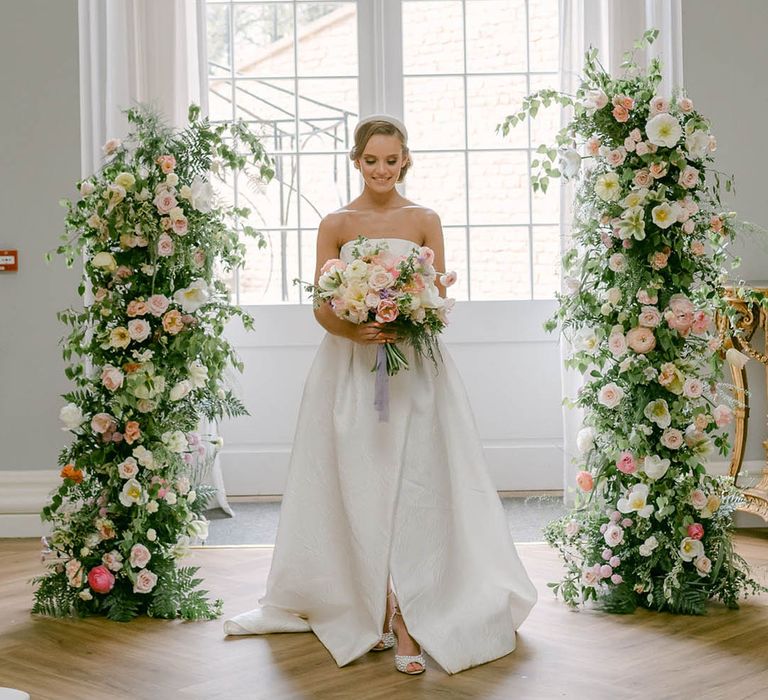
[345, 321, 398, 345]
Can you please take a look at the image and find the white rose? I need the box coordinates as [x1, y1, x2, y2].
[685, 130, 710, 160]
[576, 427, 595, 454]
[146, 500, 159, 514]
[117, 457, 139, 479]
[694, 556, 712, 577]
[170, 380, 193, 402]
[605, 287, 622, 305]
[91, 251, 117, 271]
[563, 276, 581, 295]
[79, 589, 93, 601]
[598, 382, 624, 409]
[147, 528, 157, 542]
[59, 403, 84, 431]
[645, 113, 682, 148]
[132, 445, 155, 470]
[165, 491, 178, 505]
[642, 454, 671, 481]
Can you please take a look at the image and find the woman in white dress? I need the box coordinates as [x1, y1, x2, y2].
[224, 115, 537, 675]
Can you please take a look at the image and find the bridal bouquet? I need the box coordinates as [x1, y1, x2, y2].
[300, 236, 457, 377]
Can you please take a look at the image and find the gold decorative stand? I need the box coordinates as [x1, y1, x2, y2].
[717, 283, 768, 521]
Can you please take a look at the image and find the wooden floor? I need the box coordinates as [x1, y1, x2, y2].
[1, 533, 767, 700]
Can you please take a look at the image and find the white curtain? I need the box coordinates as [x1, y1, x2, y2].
[77, 0, 231, 515]
[558, 0, 683, 502]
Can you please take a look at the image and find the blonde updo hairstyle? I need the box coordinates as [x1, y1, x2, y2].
[349, 120, 412, 183]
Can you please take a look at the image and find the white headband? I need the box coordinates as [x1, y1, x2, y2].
[353, 113, 408, 143]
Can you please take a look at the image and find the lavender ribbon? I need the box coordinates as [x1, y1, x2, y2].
[374, 344, 390, 422]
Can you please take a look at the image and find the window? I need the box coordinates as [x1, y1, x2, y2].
[204, 0, 560, 303]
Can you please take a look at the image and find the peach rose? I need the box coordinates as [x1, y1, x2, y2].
[153, 190, 178, 214]
[678, 97, 694, 113]
[129, 543, 152, 569]
[193, 249, 206, 267]
[118, 457, 139, 479]
[626, 326, 656, 354]
[649, 96, 669, 115]
[633, 169, 652, 188]
[576, 470, 594, 492]
[606, 148, 626, 167]
[710, 215, 724, 234]
[103, 138, 121, 155]
[320, 258, 346, 275]
[612, 105, 629, 123]
[678, 166, 700, 189]
[91, 412, 117, 434]
[666, 294, 695, 334]
[636, 289, 658, 305]
[691, 240, 705, 256]
[172, 216, 188, 236]
[157, 233, 174, 257]
[162, 309, 185, 335]
[156, 154, 176, 174]
[649, 162, 668, 179]
[638, 306, 661, 328]
[635, 142, 650, 156]
[101, 365, 124, 392]
[682, 220, 695, 234]
[124, 421, 141, 445]
[128, 319, 151, 342]
[586, 137, 601, 156]
[375, 299, 399, 323]
[650, 251, 669, 270]
[661, 428, 684, 450]
[612, 94, 635, 110]
[127, 300, 148, 317]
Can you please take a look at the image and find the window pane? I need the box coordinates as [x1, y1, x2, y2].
[404, 76, 466, 150]
[468, 151, 529, 225]
[528, 0, 560, 72]
[469, 227, 531, 300]
[528, 73, 560, 149]
[208, 80, 235, 121]
[240, 231, 301, 304]
[244, 154, 300, 229]
[467, 75, 528, 149]
[298, 153, 354, 227]
[297, 78, 358, 152]
[466, 0, 527, 73]
[403, 1, 464, 74]
[297, 3, 358, 76]
[405, 152, 467, 226]
[532, 225, 560, 299]
[207, 3, 231, 77]
[443, 226, 469, 301]
[234, 2, 295, 77]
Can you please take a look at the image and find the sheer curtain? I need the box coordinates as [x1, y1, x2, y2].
[558, 0, 683, 502]
[78, 0, 232, 515]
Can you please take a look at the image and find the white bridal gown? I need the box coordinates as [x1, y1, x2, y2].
[224, 237, 537, 674]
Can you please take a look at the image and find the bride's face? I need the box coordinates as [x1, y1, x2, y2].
[356, 134, 406, 191]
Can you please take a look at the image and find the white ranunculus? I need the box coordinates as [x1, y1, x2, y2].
[594, 172, 621, 201]
[576, 427, 595, 454]
[573, 327, 599, 355]
[162, 430, 188, 453]
[642, 454, 671, 481]
[685, 129, 710, 160]
[679, 537, 705, 562]
[560, 148, 581, 178]
[59, 403, 84, 431]
[188, 360, 209, 389]
[345, 259, 368, 280]
[645, 113, 682, 148]
[170, 380, 193, 402]
[173, 279, 210, 313]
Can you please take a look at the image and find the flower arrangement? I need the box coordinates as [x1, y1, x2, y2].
[501, 31, 764, 613]
[297, 236, 457, 376]
[33, 105, 273, 621]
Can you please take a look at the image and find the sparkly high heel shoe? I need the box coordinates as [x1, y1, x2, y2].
[388, 596, 426, 675]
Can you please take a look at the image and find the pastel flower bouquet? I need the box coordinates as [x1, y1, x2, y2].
[296, 236, 457, 419]
[501, 31, 764, 613]
[33, 105, 273, 621]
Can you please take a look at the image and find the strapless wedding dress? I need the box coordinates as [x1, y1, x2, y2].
[224, 237, 537, 674]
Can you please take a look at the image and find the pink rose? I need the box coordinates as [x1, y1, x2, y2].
[162, 309, 185, 335]
[606, 148, 626, 167]
[102, 550, 123, 572]
[586, 137, 601, 156]
[630, 128, 643, 142]
[649, 162, 668, 179]
[649, 96, 669, 115]
[611, 574, 623, 585]
[129, 543, 152, 569]
[157, 233, 174, 257]
[369, 268, 395, 291]
[678, 97, 694, 113]
[638, 306, 661, 328]
[616, 451, 637, 474]
[713, 404, 734, 427]
[626, 326, 656, 354]
[118, 457, 139, 479]
[635, 142, 650, 156]
[87, 565, 115, 594]
[128, 319, 151, 342]
[91, 413, 117, 434]
[682, 220, 695, 234]
[650, 251, 669, 270]
[690, 489, 708, 509]
[623, 136, 636, 153]
[320, 258, 346, 275]
[666, 294, 695, 335]
[153, 191, 178, 214]
[661, 428, 684, 450]
[609, 555, 621, 568]
[678, 166, 700, 189]
[418, 246, 435, 265]
[710, 215, 724, 234]
[102, 138, 121, 155]
[636, 289, 658, 305]
[622, 239, 633, 250]
[608, 332, 627, 357]
[133, 568, 158, 594]
[147, 294, 170, 317]
[375, 299, 399, 324]
[687, 523, 704, 540]
[101, 366, 124, 392]
[691, 311, 710, 334]
[172, 216, 188, 236]
[599, 564, 613, 579]
[633, 169, 652, 187]
[612, 105, 629, 123]
[576, 470, 594, 492]
[691, 240, 705, 256]
[683, 378, 704, 398]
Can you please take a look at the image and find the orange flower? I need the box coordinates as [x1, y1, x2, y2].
[122, 362, 143, 374]
[60, 464, 84, 484]
[124, 421, 141, 445]
[162, 309, 184, 335]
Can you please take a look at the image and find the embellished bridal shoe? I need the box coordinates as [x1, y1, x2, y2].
[371, 630, 396, 651]
[387, 595, 426, 675]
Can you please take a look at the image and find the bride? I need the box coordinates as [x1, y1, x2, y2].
[224, 114, 537, 675]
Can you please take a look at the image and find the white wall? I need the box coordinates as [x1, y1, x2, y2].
[0, 0, 81, 477]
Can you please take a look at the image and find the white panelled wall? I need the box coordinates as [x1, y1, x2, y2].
[218, 301, 562, 495]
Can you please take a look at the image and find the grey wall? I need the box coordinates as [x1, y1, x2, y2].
[0, 1, 81, 470]
[682, 0, 768, 470]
